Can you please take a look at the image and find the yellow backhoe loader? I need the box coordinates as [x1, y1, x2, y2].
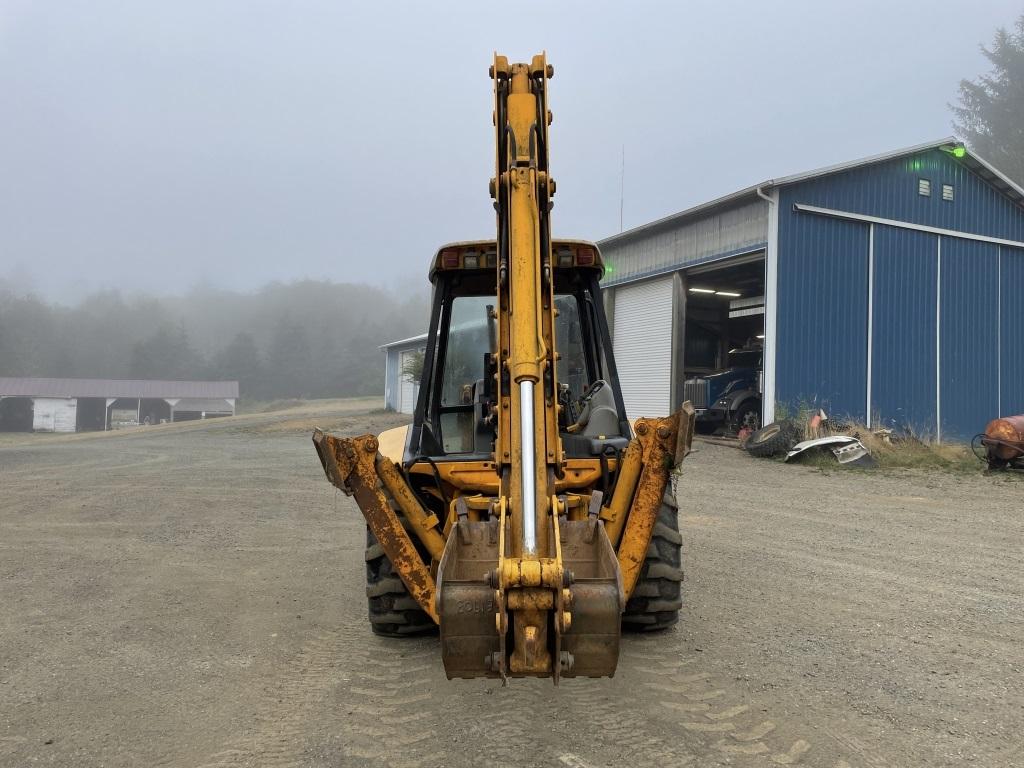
[314, 53, 694, 682]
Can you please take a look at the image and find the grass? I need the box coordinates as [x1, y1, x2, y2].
[777, 403, 982, 473]
[235, 398, 307, 414]
[848, 428, 978, 472]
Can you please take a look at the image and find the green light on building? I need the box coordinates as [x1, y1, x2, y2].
[952, 145, 966, 158]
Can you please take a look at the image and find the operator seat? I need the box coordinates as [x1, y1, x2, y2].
[562, 380, 628, 457]
[576, 381, 620, 437]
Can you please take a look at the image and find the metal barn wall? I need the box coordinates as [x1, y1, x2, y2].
[940, 239, 999, 440]
[776, 148, 1024, 439]
[600, 198, 768, 286]
[1002, 247, 1024, 416]
[383, 341, 426, 413]
[774, 214, 869, 421]
[871, 227, 938, 434]
[383, 347, 399, 411]
[398, 350, 419, 415]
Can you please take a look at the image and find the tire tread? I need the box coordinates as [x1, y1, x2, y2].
[365, 521, 436, 638]
[622, 489, 683, 632]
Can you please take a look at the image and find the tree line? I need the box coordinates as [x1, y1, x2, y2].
[0, 280, 427, 401]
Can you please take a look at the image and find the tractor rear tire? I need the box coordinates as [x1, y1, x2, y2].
[622, 488, 683, 632]
[745, 421, 793, 458]
[365, 526, 436, 637]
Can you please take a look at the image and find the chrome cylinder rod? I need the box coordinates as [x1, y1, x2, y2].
[519, 379, 537, 555]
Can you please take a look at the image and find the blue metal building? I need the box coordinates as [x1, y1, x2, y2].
[599, 138, 1024, 441]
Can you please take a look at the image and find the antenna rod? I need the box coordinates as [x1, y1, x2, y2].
[619, 144, 625, 232]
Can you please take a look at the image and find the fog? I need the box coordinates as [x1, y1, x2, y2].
[0, 1, 1018, 303]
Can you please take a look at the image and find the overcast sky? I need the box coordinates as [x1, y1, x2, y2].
[0, 1, 1019, 302]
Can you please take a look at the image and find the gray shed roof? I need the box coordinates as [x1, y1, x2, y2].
[0, 378, 239, 399]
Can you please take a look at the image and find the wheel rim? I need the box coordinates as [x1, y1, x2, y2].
[741, 409, 762, 432]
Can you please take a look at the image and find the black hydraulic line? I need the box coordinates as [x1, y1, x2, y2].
[409, 282, 445, 455]
[971, 434, 989, 462]
[598, 451, 610, 495]
[606, 445, 623, 499]
[972, 433, 1024, 463]
[532, 70, 547, 173]
[588, 274, 632, 439]
[506, 125, 518, 167]
[399, 463, 439, 517]
[405, 454, 451, 512]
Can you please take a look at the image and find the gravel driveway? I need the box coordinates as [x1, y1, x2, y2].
[1, 400, 1020, 767]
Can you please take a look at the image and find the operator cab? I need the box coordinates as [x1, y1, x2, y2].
[407, 240, 631, 463]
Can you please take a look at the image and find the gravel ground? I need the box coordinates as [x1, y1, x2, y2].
[0, 400, 1021, 767]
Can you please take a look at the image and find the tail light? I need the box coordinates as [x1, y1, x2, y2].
[576, 247, 596, 266]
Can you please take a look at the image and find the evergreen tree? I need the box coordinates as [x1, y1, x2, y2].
[952, 14, 1024, 185]
[130, 323, 202, 379]
[265, 315, 313, 397]
[211, 332, 264, 396]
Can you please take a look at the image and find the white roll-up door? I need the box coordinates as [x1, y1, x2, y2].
[613, 277, 673, 419]
[398, 350, 419, 415]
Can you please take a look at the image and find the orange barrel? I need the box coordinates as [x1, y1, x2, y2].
[984, 415, 1024, 460]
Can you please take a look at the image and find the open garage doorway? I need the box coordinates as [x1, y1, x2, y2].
[140, 399, 171, 426]
[76, 398, 107, 431]
[681, 253, 765, 435]
[0, 397, 34, 432]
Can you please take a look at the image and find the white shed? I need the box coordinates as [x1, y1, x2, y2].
[0, 378, 240, 433]
[380, 334, 427, 414]
[31, 398, 78, 432]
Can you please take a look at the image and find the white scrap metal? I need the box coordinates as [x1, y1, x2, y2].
[785, 435, 873, 466]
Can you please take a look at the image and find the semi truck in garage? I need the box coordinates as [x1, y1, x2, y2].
[684, 342, 763, 435]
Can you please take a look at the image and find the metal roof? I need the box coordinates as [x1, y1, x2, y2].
[599, 138, 1024, 248]
[380, 333, 428, 350]
[0, 378, 239, 399]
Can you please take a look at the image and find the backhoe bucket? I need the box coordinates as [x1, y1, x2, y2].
[436, 515, 623, 680]
[435, 519, 501, 680]
[558, 518, 624, 678]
